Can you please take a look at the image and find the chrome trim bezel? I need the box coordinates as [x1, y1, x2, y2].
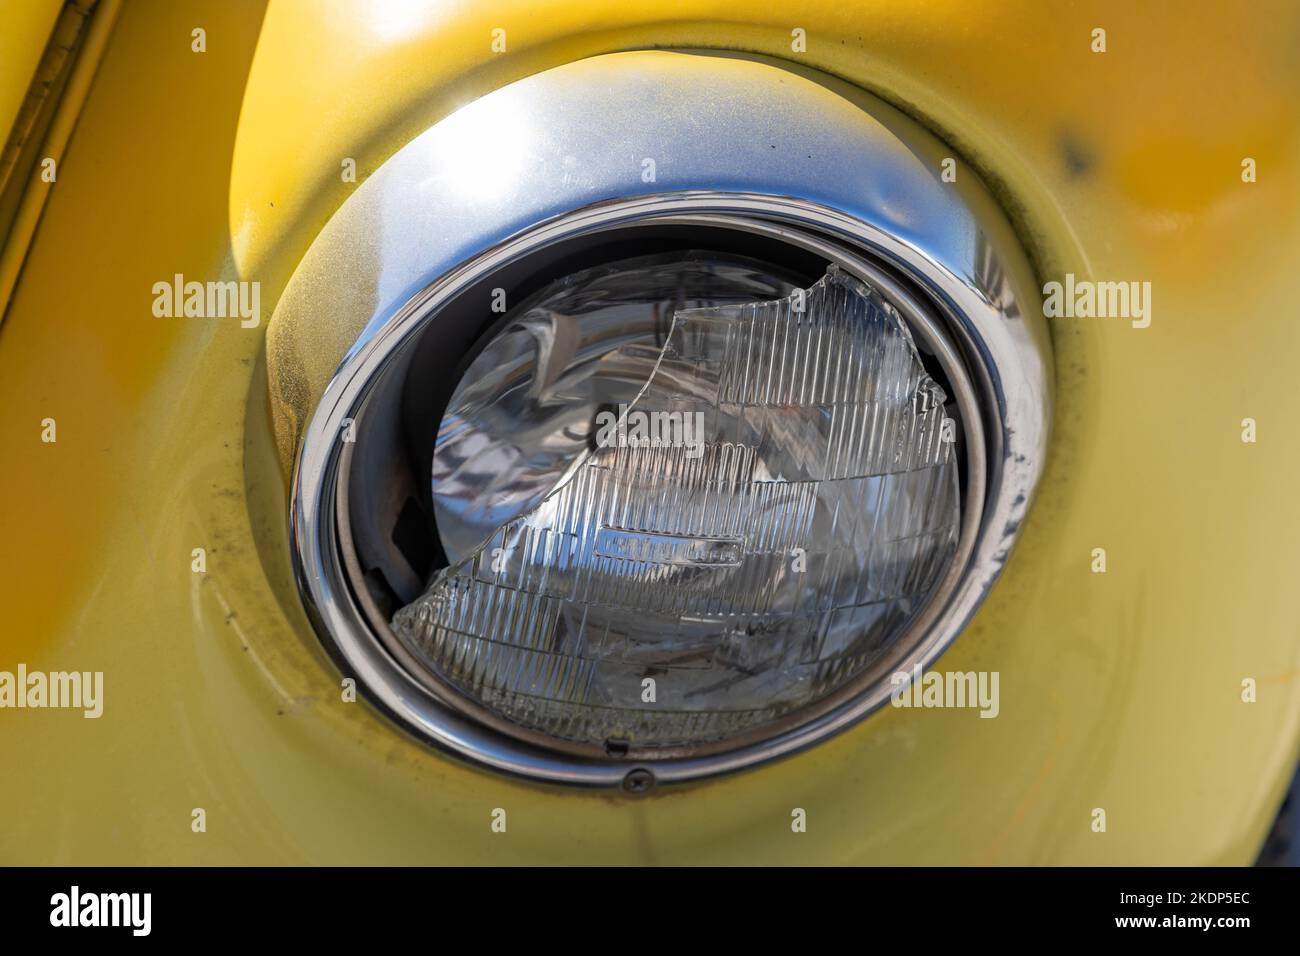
[279, 51, 1052, 787]
[332, 212, 988, 765]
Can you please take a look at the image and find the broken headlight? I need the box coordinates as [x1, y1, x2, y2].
[393, 256, 961, 751]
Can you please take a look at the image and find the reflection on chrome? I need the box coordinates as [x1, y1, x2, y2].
[283, 51, 1051, 783]
[429, 254, 801, 564]
[394, 267, 960, 748]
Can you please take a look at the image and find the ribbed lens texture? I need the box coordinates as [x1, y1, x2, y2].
[393, 265, 959, 749]
[427, 255, 798, 564]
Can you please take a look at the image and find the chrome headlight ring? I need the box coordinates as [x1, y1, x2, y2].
[276, 51, 1052, 788]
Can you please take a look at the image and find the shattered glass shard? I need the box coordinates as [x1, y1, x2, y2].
[393, 266, 960, 747]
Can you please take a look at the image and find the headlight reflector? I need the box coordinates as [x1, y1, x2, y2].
[276, 51, 1051, 786]
[394, 262, 960, 750]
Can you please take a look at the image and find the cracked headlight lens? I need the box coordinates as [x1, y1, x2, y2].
[393, 257, 960, 750]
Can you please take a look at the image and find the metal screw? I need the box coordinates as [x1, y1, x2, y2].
[622, 768, 655, 794]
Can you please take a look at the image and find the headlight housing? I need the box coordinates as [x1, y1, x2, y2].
[395, 258, 966, 752]
[274, 51, 1050, 787]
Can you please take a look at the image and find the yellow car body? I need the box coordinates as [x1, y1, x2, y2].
[2, 0, 1298, 864]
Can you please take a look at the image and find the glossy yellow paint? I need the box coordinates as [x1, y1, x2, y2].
[1, 0, 1298, 864]
[0, 0, 121, 320]
[0, 0, 62, 150]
